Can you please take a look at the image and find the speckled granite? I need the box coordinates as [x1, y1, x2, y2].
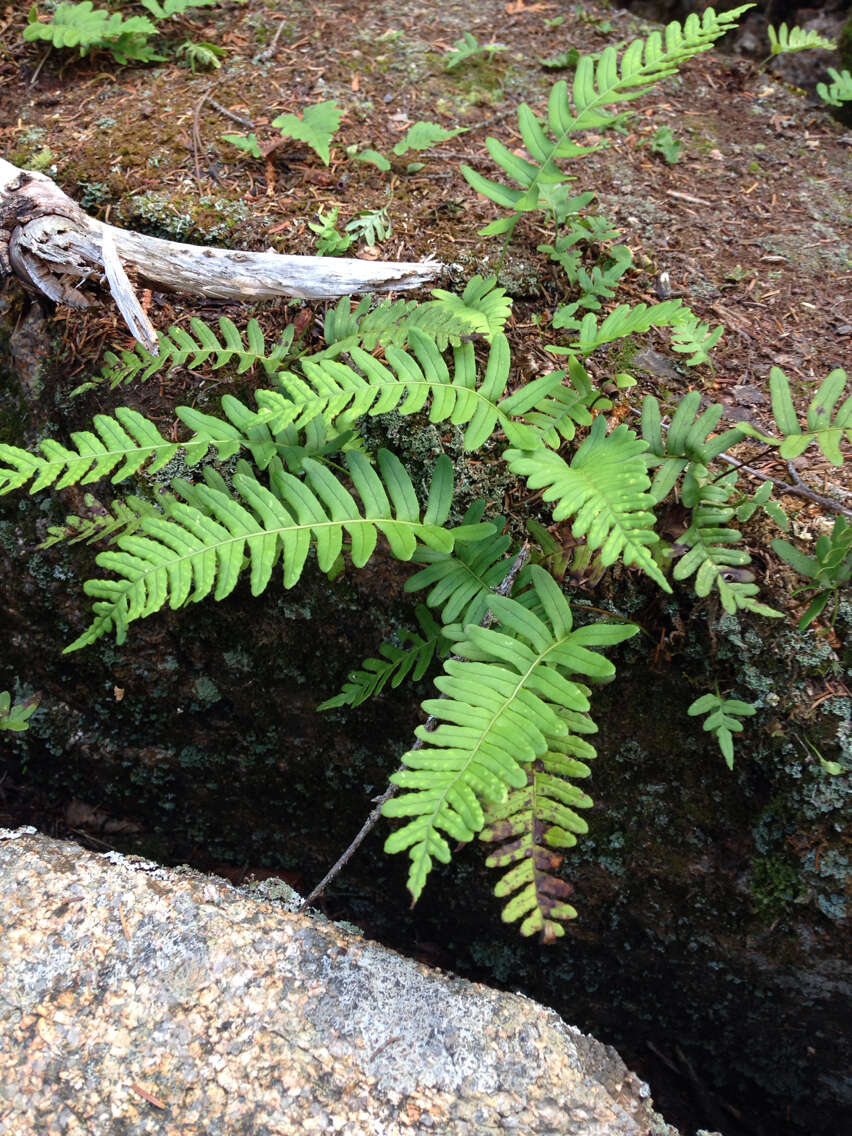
[0, 828, 680, 1136]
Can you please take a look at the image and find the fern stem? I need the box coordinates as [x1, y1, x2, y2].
[299, 543, 530, 910]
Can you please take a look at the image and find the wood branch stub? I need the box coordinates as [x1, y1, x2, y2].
[0, 158, 444, 346]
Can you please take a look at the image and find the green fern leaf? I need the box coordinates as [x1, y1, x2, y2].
[767, 23, 836, 57]
[672, 472, 780, 617]
[817, 68, 852, 108]
[0, 409, 179, 494]
[427, 276, 512, 340]
[64, 452, 492, 651]
[739, 367, 852, 467]
[405, 503, 515, 625]
[39, 492, 166, 548]
[0, 690, 40, 732]
[641, 393, 747, 503]
[481, 733, 597, 941]
[462, 6, 752, 231]
[24, 3, 158, 57]
[500, 357, 608, 448]
[318, 605, 449, 709]
[91, 317, 296, 390]
[505, 417, 670, 590]
[271, 100, 343, 166]
[383, 567, 637, 900]
[688, 691, 756, 769]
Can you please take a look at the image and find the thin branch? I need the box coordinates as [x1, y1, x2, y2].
[298, 543, 531, 910]
[715, 450, 851, 517]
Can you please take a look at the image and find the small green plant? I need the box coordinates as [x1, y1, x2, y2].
[354, 121, 464, 172]
[224, 100, 343, 167]
[23, 2, 162, 64]
[651, 126, 681, 164]
[346, 204, 392, 248]
[772, 517, 852, 629]
[308, 207, 354, 256]
[817, 67, 852, 107]
[766, 22, 836, 61]
[0, 691, 40, 733]
[23, 0, 222, 65]
[271, 100, 343, 166]
[443, 31, 506, 71]
[177, 39, 226, 71]
[687, 692, 757, 769]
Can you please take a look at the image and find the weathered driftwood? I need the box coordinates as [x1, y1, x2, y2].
[0, 158, 443, 353]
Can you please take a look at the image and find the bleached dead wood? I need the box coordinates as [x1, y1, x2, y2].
[0, 158, 443, 353]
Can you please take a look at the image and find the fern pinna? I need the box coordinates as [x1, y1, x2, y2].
[382, 567, 637, 938]
[461, 5, 752, 237]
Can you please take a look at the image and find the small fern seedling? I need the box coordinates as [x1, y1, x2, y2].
[271, 100, 343, 166]
[765, 23, 836, 63]
[772, 517, 852, 629]
[817, 67, 852, 108]
[443, 32, 506, 71]
[687, 692, 756, 770]
[24, 2, 164, 64]
[0, 690, 40, 732]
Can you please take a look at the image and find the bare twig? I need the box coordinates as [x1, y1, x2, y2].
[208, 99, 255, 130]
[298, 543, 531, 910]
[715, 450, 851, 516]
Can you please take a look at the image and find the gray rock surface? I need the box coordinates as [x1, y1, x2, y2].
[0, 828, 679, 1136]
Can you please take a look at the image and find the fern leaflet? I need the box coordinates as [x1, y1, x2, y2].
[481, 733, 597, 942]
[65, 452, 494, 651]
[505, 417, 670, 590]
[672, 471, 781, 617]
[688, 692, 756, 769]
[405, 502, 516, 625]
[318, 605, 449, 710]
[383, 567, 637, 900]
[462, 6, 752, 235]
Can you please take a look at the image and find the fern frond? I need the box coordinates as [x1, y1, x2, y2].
[404, 503, 515, 625]
[672, 471, 780, 617]
[481, 733, 597, 941]
[817, 68, 852, 108]
[499, 357, 609, 448]
[271, 100, 342, 166]
[641, 392, 747, 503]
[65, 452, 493, 651]
[39, 492, 167, 548]
[242, 332, 538, 451]
[322, 276, 511, 355]
[0, 690, 40, 732]
[383, 567, 638, 900]
[767, 23, 836, 57]
[93, 317, 297, 390]
[462, 6, 752, 233]
[505, 417, 670, 590]
[763, 366, 850, 466]
[23, 3, 158, 58]
[688, 691, 756, 769]
[0, 409, 178, 494]
[772, 517, 852, 629]
[318, 604, 449, 710]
